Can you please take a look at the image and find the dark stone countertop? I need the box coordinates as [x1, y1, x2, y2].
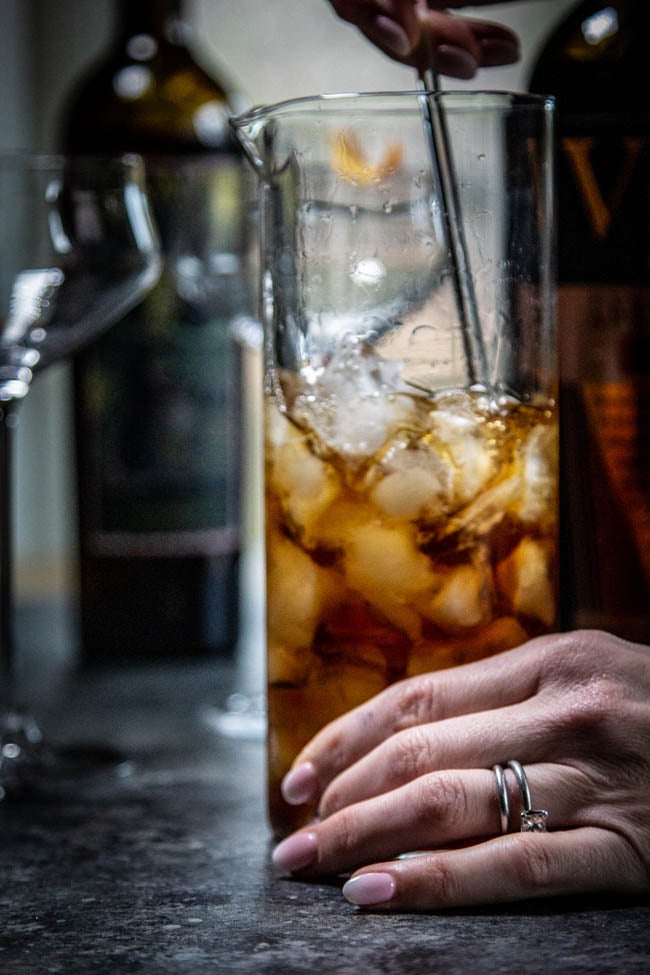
[2, 609, 649, 974]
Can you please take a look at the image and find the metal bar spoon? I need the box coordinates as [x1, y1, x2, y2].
[416, 40, 488, 387]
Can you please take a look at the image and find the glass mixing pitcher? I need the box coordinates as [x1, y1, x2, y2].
[232, 91, 557, 838]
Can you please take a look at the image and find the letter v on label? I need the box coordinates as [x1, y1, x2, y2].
[561, 136, 646, 240]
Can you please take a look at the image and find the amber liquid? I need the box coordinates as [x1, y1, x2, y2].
[266, 382, 558, 837]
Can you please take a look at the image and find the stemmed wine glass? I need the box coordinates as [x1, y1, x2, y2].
[0, 152, 160, 798]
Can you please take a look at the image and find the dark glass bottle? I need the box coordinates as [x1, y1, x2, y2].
[530, 0, 650, 641]
[59, 0, 250, 662]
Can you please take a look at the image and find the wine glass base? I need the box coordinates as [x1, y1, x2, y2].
[0, 709, 134, 800]
[201, 693, 266, 742]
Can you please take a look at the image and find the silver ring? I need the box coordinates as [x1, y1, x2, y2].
[492, 764, 510, 834]
[507, 760, 549, 833]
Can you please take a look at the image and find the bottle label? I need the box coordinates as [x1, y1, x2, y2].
[76, 156, 250, 558]
[582, 379, 650, 585]
[561, 134, 646, 242]
[555, 120, 649, 282]
[559, 283, 650, 638]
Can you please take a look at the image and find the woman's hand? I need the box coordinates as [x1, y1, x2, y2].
[329, 1, 521, 78]
[272, 630, 650, 910]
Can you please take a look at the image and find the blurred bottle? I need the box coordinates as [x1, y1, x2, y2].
[59, 0, 251, 662]
[530, 0, 650, 640]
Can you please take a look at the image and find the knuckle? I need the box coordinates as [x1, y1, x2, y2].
[328, 806, 363, 864]
[511, 836, 555, 890]
[537, 630, 589, 681]
[538, 629, 624, 685]
[317, 717, 356, 773]
[319, 783, 343, 819]
[424, 853, 463, 905]
[414, 771, 468, 831]
[550, 675, 625, 740]
[390, 676, 441, 731]
[389, 726, 438, 781]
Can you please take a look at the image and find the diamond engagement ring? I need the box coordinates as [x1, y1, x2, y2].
[492, 761, 549, 833]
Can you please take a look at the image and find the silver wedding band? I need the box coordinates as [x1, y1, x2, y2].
[492, 760, 549, 834]
[493, 762, 510, 834]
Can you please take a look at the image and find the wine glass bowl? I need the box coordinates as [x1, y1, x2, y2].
[0, 152, 160, 797]
[0, 153, 159, 388]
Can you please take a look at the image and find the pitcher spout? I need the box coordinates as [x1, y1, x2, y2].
[230, 107, 272, 173]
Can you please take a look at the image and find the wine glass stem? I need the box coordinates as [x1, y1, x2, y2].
[0, 403, 17, 713]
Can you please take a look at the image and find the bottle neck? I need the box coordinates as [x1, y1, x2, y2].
[115, 0, 191, 41]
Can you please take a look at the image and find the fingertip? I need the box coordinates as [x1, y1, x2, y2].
[435, 44, 478, 80]
[342, 872, 397, 908]
[272, 830, 319, 874]
[365, 14, 413, 58]
[479, 37, 521, 67]
[281, 761, 319, 805]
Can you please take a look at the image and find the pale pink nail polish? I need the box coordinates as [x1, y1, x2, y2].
[436, 45, 478, 80]
[281, 762, 318, 805]
[480, 38, 520, 67]
[272, 831, 318, 873]
[342, 873, 396, 907]
[369, 15, 412, 58]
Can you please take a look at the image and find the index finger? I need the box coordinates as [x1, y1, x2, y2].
[330, 1, 520, 75]
[282, 633, 549, 806]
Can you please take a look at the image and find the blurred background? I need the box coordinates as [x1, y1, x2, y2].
[0, 0, 575, 643]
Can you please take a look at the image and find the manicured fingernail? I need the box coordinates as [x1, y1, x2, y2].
[272, 831, 318, 873]
[436, 45, 478, 80]
[480, 38, 520, 67]
[342, 873, 396, 907]
[281, 762, 318, 805]
[367, 14, 413, 58]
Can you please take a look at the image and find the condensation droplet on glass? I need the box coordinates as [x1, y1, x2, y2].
[409, 324, 437, 346]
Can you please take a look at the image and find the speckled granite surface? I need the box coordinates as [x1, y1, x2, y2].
[1, 657, 649, 974]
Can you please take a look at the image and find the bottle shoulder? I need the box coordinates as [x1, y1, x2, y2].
[529, 0, 649, 113]
[60, 43, 239, 154]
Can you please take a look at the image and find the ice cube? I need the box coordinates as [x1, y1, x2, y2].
[365, 429, 455, 521]
[421, 562, 493, 633]
[292, 336, 416, 461]
[267, 643, 315, 688]
[516, 424, 558, 526]
[370, 467, 448, 521]
[313, 659, 388, 713]
[312, 499, 377, 556]
[297, 391, 417, 463]
[266, 530, 344, 680]
[319, 334, 406, 400]
[266, 401, 304, 452]
[429, 407, 496, 505]
[496, 537, 556, 627]
[322, 598, 410, 679]
[406, 616, 529, 676]
[344, 522, 437, 639]
[440, 473, 521, 544]
[271, 433, 340, 543]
